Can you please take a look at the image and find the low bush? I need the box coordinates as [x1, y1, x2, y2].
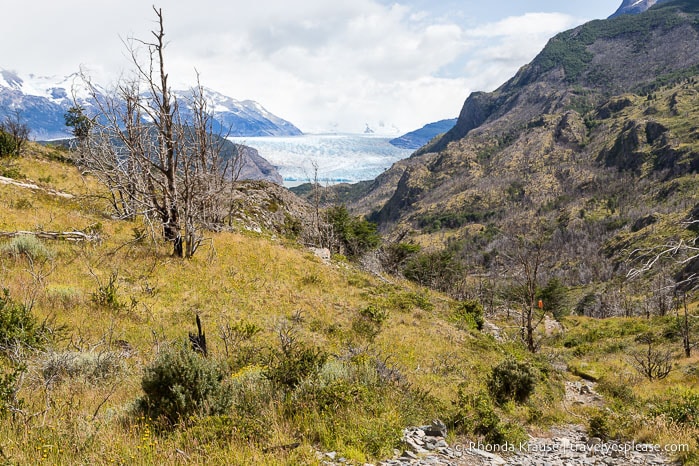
[0, 129, 19, 157]
[137, 343, 233, 426]
[41, 350, 125, 384]
[325, 205, 381, 258]
[596, 377, 636, 405]
[453, 299, 484, 331]
[387, 290, 434, 312]
[91, 271, 123, 310]
[46, 285, 82, 310]
[588, 410, 612, 440]
[403, 249, 464, 293]
[381, 242, 421, 272]
[1, 235, 54, 262]
[451, 388, 527, 446]
[352, 305, 388, 342]
[487, 357, 537, 404]
[264, 329, 327, 392]
[650, 388, 699, 427]
[0, 288, 48, 351]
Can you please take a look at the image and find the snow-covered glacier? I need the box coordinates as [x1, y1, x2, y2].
[228, 133, 412, 187]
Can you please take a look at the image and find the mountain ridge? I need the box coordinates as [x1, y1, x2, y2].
[0, 69, 303, 140]
[349, 0, 699, 289]
[389, 119, 457, 150]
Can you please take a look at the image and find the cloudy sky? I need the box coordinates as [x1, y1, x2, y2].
[3, 0, 621, 134]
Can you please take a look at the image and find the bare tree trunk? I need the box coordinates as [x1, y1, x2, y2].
[76, 7, 236, 259]
[682, 292, 692, 358]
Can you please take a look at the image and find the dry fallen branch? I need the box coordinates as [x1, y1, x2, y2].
[0, 176, 74, 198]
[0, 231, 100, 242]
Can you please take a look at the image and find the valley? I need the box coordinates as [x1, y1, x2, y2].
[0, 1, 698, 465]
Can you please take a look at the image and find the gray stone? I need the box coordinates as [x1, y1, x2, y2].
[423, 419, 447, 438]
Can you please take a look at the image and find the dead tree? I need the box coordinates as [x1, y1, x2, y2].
[189, 314, 207, 357]
[626, 224, 699, 356]
[0, 111, 29, 156]
[499, 223, 549, 353]
[77, 7, 239, 258]
[675, 291, 697, 358]
[631, 333, 672, 381]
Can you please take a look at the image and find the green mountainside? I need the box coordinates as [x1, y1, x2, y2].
[349, 0, 699, 295]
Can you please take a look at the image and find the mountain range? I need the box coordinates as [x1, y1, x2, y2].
[386, 0, 673, 153]
[0, 69, 302, 140]
[338, 0, 699, 291]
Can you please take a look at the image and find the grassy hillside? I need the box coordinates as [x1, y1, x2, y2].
[0, 145, 519, 464]
[0, 145, 698, 465]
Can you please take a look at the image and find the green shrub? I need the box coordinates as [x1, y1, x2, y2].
[218, 319, 263, 367]
[487, 358, 537, 404]
[0, 130, 19, 158]
[1, 235, 54, 261]
[137, 343, 233, 426]
[359, 304, 388, 325]
[403, 249, 463, 293]
[91, 272, 123, 310]
[0, 288, 47, 351]
[650, 388, 699, 427]
[451, 388, 527, 446]
[325, 205, 381, 258]
[352, 305, 389, 341]
[388, 290, 434, 312]
[537, 277, 569, 319]
[381, 242, 421, 272]
[264, 329, 327, 392]
[282, 212, 303, 239]
[313, 378, 370, 412]
[453, 300, 485, 331]
[588, 410, 612, 440]
[596, 377, 636, 404]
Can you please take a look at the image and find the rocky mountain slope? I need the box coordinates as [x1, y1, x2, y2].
[389, 119, 457, 150]
[222, 140, 285, 184]
[0, 69, 302, 139]
[351, 0, 699, 289]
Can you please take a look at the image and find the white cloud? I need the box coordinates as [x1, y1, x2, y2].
[2, 1, 594, 133]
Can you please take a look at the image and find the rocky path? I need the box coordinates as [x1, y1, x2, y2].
[317, 382, 679, 466]
[319, 421, 678, 466]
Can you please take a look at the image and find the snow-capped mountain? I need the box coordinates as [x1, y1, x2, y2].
[609, 0, 672, 18]
[182, 87, 302, 137]
[0, 69, 302, 140]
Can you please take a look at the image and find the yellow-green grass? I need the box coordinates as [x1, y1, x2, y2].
[2, 143, 699, 464]
[0, 144, 526, 465]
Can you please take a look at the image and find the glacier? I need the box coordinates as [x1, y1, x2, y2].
[229, 133, 413, 187]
